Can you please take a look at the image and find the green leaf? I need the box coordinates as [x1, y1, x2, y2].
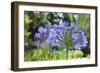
[73, 50, 83, 58]
[67, 13, 74, 21]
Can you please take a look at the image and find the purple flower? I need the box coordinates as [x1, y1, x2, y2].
[34, 26, 47, 39]
[38, 26, 47, 33]
[71, 30, 88, 49]
[70, 22, 75, 29]
[58, 21, 69, 29]
[34, 33, 41, 38]
[53, 21, 69, 33]
[58, 22, 66, 28]
[34, 32, 47, 39]
[34, 20, 88, 50]
[45, 28, 59, 46]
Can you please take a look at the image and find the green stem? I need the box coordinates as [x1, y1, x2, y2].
[66, 48, 68, 59]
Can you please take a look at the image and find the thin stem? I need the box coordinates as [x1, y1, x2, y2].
[66, 48, 68, 59]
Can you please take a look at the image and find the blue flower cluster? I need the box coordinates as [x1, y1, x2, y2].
[71, 30, 88, 49]
[34, 20, 88, 50]
[35, 27, 47, 38]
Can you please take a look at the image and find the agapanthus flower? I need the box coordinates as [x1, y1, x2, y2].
[71, 30, 88, 49]
[34, 33, 42, 38]
[46, 28, 57, 43]
[35, 26, 47, 38]
[69, 22, 76, 30]
[38, 26, 47, 34]
[34, 20, 88, 50]
[53, 21, 69, 33]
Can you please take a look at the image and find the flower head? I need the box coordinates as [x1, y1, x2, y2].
[34, 20, 88, 50]
[35, 26, 47, 39]
[38, 26, 47, 33]
[71, 30, 88, 49]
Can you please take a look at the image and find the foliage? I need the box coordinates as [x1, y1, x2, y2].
[24, 46, 84, 61]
